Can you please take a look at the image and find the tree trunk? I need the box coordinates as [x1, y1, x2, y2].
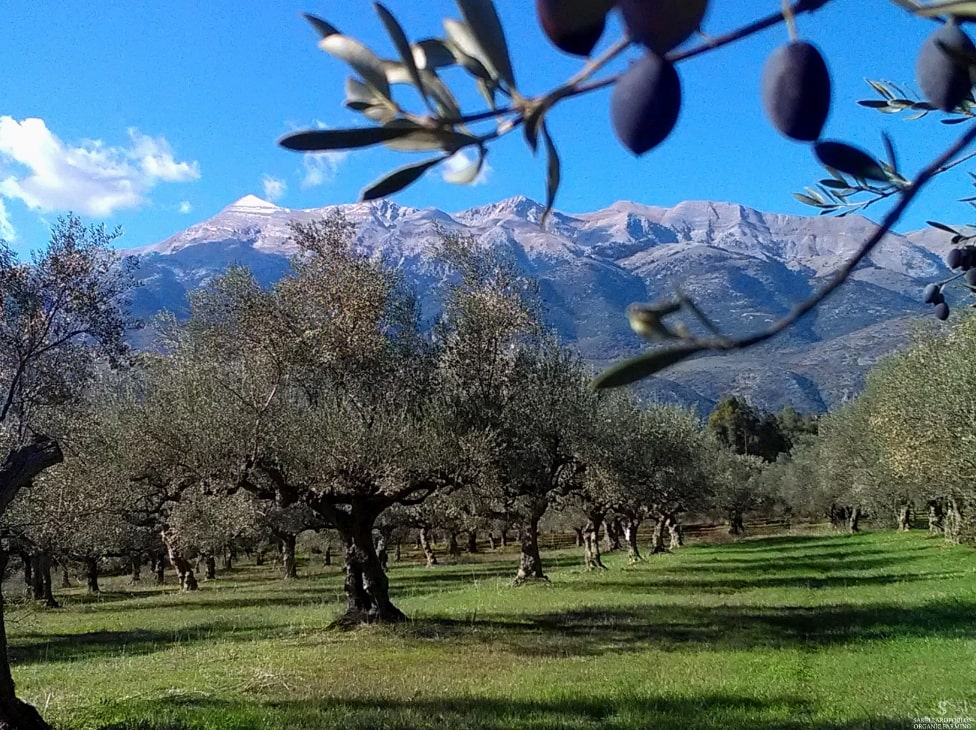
[151, 552, 166, 585]
[500, 528, 510, 547]
[0, 552, 51, 729]
[19, 556, 31, 599]
[394, 540, 401, 562]
[488, 532, 497, 550]
[84, 557, 100, 595]
[728, 509, 745, 535]
[160, 530, 198, 591]
[622, 518, 643, 562]
[279, 534, 297, 579]
[514, 512, 547, 584]
[331, 507, 406, 626]
[324, 544, 332, 566]
[58, 561, 70, 589]
[129, 553, 141, 583]
[204, 555, 216, 580]
[573, 528, 583, 548]
[375, 535, 388, 572]
[582, 517, 606, 571]
[945, 497, 963, 544]
[928, 501, 944, 536]
[419, 526, 438, 567]
[448, 532, 460, 558]
[466, 530, 478, 553]
[222, 547, 236, 571]
[650, 516, 668, 554]
[666, 514, 683, 550]
[897, 504, 912, 532]
[29, 554, 57, 608]
[847, 505, 862, 535]
[604, 517, 622, 552]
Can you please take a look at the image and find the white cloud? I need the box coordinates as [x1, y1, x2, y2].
[0, 199, 14, 241]
[177, 201, 193, 214]
[261, 175, 287, 202]
[441, 150, 491, 186]
[0, 117, 199, 217]
[301, 150, 348, 188]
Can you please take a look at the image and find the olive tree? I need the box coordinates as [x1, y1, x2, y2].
[0, 216, 134, 730]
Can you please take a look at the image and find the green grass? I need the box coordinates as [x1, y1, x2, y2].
[7, 529, 976, 729]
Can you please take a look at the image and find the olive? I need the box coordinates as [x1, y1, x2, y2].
[761, 41, 831, 142]
[610, 52, 682, 155]
[916, 23, 976, 112]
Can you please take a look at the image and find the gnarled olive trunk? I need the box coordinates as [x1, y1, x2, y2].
[944, 497, 963, 544]
[58, 561, 70, 589]
[728, 509, 745, 536]
[279, 534, 297, 579]
[582, 516, 606, 571]
[897, 504, 912, 532]
[332, 507, 405, 626]
[573, 528, 583, 548]
[604, 516, 622, 552]
[160, 530, 198, 591]
[500, 528, 510, 547]
[622, 518, 643, 562]
[419, 526, 438, 567]
[129, 553, 141, 583]
[447, 532, 461, 558]
[0, 438, 63, 730]
[466, 530, 478, 553]
[928, 500, 944, 536]
[488, 532, 497, 550]
[650, 516, 668, 554]
[514, 511, 547, 584]
[222, 547, 236, 571]
[375, 535, 388, 571]
[666, 514, 683, 550]
[204, 555, 217, 580]
[324, 544, 332, 566]
[150, 551, 166, 585]
[847, 505, 862, 535]
[84, 557, 99, 595]
[29, 554, 57, 608]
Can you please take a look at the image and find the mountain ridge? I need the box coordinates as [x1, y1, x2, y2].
[126, 194, 951, 414]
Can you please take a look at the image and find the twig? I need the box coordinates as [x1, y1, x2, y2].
[702, 120, 976, 352]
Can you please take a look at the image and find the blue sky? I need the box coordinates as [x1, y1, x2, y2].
[0, 1, 970, 251]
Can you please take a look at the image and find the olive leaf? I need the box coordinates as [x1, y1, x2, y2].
[454, 0, 516, 89]
[374, 3, 430, 110]
[443, 19, 498, 82]
[361, 156, 448, 200]
[411, 38, 458, 70]
[814, 141, 889, 183]
[913, 0, 976, 18]
[591, 346, 705, 390]
[303, 14, 340, 39]
[319, 34, 391, 101]
[279, 126, 418, 151]
[540, 123, 560, 227]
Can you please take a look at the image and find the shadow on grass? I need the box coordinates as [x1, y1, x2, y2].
[401, 598, 976, 655]
[9, 621, 294, 666]
[95, 693, 911, 730]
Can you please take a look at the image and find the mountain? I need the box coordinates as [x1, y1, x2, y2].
[126, 194, 951, 414]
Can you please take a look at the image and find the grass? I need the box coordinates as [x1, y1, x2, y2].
[6, 529, 976, 729]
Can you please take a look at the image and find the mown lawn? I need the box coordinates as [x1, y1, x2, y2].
[6, 529, 976, 729]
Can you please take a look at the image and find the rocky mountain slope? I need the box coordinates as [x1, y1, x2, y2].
[127, 194, 951, 414]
